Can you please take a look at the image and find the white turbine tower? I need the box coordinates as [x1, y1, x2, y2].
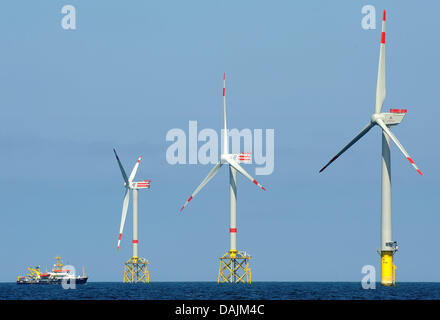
[180, 73, 266, 283]
[319, 10, 422, 286]
[113, 149, 151, 283]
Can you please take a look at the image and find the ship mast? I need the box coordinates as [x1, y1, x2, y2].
[54, 256, 63, 271]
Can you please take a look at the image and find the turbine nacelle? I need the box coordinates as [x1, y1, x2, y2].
[221, 152, 252, 164]
[123, 181, 152, 189]
[371, 109, 407, 127]
[131, 180, 151, 189]
[381, 109, 407, 126]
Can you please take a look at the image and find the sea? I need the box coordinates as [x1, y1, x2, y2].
[1, 282, 440, 300]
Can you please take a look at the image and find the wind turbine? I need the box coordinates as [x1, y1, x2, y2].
[180, 73, 266, 283]
[319, 10, 422, 286]
[113, 148, 151, 283]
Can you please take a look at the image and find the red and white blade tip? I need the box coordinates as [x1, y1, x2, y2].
[224, 72, 226, 80]
[253, 179, 266, 191]
[380, 10, 386, 44]
[383, 10, 386, 21]
[180, 196, 193, 212]
[116, 233, 122, 252]
[407, 157, 423, 176]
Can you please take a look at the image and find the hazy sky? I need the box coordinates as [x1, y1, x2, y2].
[0, 0, 439, 282]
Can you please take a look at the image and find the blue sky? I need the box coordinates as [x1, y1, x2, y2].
[0, 0, 439, 282]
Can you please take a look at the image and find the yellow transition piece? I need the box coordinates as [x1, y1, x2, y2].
[381, 251, 396, 286]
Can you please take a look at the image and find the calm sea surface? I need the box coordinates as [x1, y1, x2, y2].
[1, 282, 439, 300]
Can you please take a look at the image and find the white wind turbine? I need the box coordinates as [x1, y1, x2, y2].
[180, 74, 266, 283]
[113, 149, 151, 283]
[319, 10, 422, 286]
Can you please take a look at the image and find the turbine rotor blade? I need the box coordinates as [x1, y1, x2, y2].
[117, 188, 130, 252]
[113, 148, 129, 185]
[375, 118, 422, 176]
[129, 156, 142, 183]
[374, 10, 386, 114]
[226, 158, 266, 191]
[319, 122, 375, 173]
[223, 73, 228, 154]
[180, 162, 223, 212]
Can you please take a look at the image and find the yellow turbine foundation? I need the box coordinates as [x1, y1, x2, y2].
[123, 256, 150, 283]
[381, 251, 396, 286]
[218, 250, 251, 284]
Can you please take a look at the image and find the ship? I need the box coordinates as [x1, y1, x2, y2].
[17, 256, 88, 285]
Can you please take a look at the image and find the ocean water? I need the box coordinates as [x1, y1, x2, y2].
[1, 282, 440, 300]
